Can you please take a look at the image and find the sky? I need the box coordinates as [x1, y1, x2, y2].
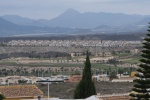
[0, 0, 150, 19]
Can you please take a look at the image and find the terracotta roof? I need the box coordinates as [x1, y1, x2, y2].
[98, 93, 130, 100]
[100, 95, 130, 100]
[0, 85, 43, 97]
[68, 75, 82, 82]
[119, 77, 136, 80]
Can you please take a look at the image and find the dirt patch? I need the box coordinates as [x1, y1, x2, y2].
[37, 82, 134, 99]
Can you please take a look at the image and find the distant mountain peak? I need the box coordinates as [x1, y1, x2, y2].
[63, 8, 80, 15]
[1, 15, 35, 25]
[66, 8, 79, 12]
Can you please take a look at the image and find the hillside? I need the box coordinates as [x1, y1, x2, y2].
[7, 9, 147, 29]
[0, 17, 77, 36]
[1, 9, 150, 36]
[37, 82, 134, 99]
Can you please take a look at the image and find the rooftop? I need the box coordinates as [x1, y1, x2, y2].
[0, 85, 43, 98]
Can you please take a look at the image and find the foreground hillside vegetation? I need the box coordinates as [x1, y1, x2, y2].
[37, 82, 134, 99]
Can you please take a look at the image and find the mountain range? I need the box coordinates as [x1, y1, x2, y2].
[0, 8, 150, 37]
[0, 17, 77, 37]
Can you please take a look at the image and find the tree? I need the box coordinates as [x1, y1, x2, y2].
[18, 80, 27, 84]
[130, 25, 150, 99]
[109, 70, 117, 80]
[118, 68, 124, 77]
[0, 94, 5, 100]
[107, 58, 118, 67]
[74, 51, 96, 99]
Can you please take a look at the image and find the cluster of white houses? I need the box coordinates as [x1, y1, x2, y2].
[0, 73, 136, 85]
[0, 75, 68, 85]
[7, 40, 141, 47]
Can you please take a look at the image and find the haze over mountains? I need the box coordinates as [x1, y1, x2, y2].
[0, 17, 75, 37]
[0, 9, 150, 36]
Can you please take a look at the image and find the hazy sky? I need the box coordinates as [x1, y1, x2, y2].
[0, 0, 149, 19]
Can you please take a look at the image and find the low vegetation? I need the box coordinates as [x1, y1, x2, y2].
[37, 82, 134, 99]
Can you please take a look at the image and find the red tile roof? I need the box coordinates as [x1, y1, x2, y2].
[0, 85, 43, 98]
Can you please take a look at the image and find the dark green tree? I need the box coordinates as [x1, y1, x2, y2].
[118, 68, 124, 77]
[0, 94, 5, 100]
[18, 80, 27, 84]
[74, 51, 96, 99]
[130, 25, 150, 99]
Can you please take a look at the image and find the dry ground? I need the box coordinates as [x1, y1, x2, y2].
[37, 82, 134, 99]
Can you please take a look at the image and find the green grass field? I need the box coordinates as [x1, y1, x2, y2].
[122, 57, 141, 64]
[115, 53, 131, 57]
[0, 58, 116, 70]
[0, 54, 138, 71]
